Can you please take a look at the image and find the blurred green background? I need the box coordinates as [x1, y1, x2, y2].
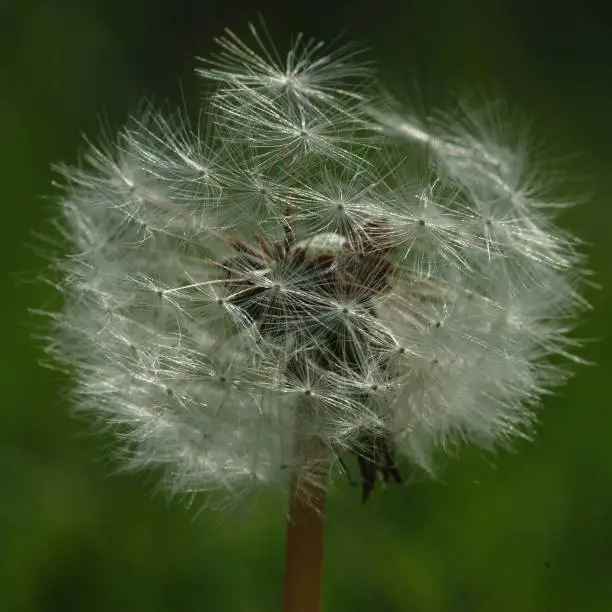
[2, 0, 611, 610]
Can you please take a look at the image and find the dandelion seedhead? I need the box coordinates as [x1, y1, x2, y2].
[42, 23, 589, 507]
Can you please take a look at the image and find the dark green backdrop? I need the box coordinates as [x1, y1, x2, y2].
[2, 1, 611, 610]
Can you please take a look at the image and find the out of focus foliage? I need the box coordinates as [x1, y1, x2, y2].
[1, 1, 611, 610]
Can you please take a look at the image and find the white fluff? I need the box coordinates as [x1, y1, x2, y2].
[42, 24, 589, 504]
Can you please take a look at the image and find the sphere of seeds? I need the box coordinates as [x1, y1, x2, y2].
[44, 23, 589, 502]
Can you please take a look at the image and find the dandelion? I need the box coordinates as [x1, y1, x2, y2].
[39, 22, 589, 612]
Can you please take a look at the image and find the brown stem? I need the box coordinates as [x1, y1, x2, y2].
[282, 473, 327, 612]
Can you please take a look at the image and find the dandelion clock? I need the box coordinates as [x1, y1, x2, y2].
[38, 22, 590, 612]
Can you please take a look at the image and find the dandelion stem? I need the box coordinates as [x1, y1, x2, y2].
[282, 398, 328, 612]
[282, 471, 327, 612]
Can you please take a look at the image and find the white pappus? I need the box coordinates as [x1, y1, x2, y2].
[40, 22, 590, 506]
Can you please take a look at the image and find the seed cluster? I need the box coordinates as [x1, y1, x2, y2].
[43, 24, 589, 505]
